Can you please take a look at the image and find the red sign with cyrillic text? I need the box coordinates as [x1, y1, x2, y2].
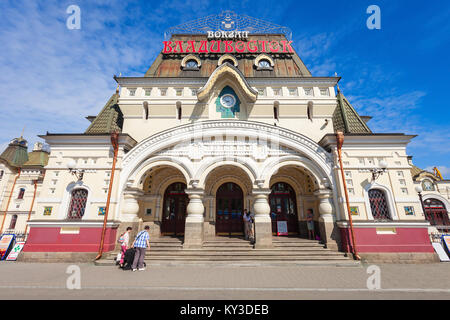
[162, 40, 294, 54]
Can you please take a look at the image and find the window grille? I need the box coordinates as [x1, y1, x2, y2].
[67, 189, 88, 220]
[368, 189, 391, 221]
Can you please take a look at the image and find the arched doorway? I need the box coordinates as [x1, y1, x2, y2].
[269, 182, 299, 234]
[161, 182, 188, 236]
[216, 182, 244, 236]
[424, 198, 450, 232]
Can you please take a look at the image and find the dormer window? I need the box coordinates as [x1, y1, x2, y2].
[258, 59, 271, 69]
[181, 55, 201, 70]
[185, 60, 198, 69]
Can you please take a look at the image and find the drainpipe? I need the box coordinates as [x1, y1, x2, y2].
[95, 131, 119, 260]
[24, 178, 39, 237]
[336, 132, 360, 260]
[0, 168, 21, 234]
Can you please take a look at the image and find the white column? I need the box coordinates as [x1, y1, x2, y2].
[183, 188, 205, 248]
[314, 189, 338, 250]
[252, 189, 273, 249]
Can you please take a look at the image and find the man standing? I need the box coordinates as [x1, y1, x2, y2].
[306, 209, 315, 240]
[131, 225, 150, 271]
[243, 209, 251, 240]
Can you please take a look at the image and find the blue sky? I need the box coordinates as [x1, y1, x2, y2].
[0, 0, 449, 177]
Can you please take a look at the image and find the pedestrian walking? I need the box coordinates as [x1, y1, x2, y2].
[117, 227, 132, 268]
[306, 209, 315, 240]
[131, 225, 150, 271]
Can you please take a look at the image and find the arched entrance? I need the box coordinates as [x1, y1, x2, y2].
[269, 182, 299, 234]
[161, 182, 188, 236]
[216, 182, 244, 236]
[424, 198, 450, 232]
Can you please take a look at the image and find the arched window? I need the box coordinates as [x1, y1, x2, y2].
[222, 59, 235, 65]
[307, 101, 313, 121]
[67, 189, 88, 220]
[143, 101, 149, 120]
[185, 59, 198, 69]
[176, 101, 182, 120]
[421, 179, 435, 191]
[258, 59, 271, 69]
[17, 188, 25, 200]
[368, 189, 391, 221]
[9, 214, 18, 230]
[273, 101, 279, 121]
[424, 198, 450, 229]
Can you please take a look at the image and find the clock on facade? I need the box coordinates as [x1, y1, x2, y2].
[220, 94, 236, 108]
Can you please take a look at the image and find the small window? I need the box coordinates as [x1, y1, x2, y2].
[177, 105, 182, 120]
[185, 60, 198, 69]
[176, 88, 183, 96]
[17, 188, 25, 200]
[273, 105, 279, 121]
[273, 88, 282, 96]
[257, 88, 265, 96]
[288, 88, 298, 96]
[144, 88, 152, 96]
[129, 89, 136, 96]
[159, 88, 167, 96]
[320, 88, 330, 96]
[9, 214, 18, 230]
[191, 88, 198, 96]
[304, 88, 313, 96]
[258, 59, 271, 69]
[222, 59, 235, 65]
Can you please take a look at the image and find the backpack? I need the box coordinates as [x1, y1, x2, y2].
[117, 232, 125, 244]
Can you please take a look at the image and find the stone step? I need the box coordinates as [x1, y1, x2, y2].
[144, 255, 349, 262]
[95, 259, 360, 267]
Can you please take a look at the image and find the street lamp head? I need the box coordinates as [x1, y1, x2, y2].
[66, 160, 77, 171]
[379, 160, 388, 170]
[415, 185, 423, 194]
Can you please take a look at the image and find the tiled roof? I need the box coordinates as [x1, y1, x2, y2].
[145, 34, 311, 78]
[85, 93, 123, 134]
[333, 90, 372, 134]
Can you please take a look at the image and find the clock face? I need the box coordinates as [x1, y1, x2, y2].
[220, 94, 236, 108]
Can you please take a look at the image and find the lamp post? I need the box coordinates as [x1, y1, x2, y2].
[415, 185, 426, 217]
[67, 160, 84, 181]
[370, 160, 388, 181]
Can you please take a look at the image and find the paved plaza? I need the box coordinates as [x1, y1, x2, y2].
[0, 262, 448, 300]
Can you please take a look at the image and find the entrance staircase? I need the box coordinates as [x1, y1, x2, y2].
[95, 236, 360, 267]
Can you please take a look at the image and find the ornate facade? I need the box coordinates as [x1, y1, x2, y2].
[1, 12, 448, 262]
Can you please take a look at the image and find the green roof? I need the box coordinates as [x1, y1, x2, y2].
[22, 150, 49, 168]
[333, 90, 372, 134]
[0, 137, 29, 167]
[85, 93, 123, 134]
